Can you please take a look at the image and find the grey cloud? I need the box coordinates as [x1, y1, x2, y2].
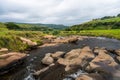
[0, 0, 120, 25]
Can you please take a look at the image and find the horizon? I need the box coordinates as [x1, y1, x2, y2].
[0, 0, 120, 25]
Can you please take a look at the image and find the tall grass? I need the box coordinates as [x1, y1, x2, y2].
[0, 30, 45, 51]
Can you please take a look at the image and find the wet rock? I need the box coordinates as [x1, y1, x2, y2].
[33, 63, 55, 76]
[0, 52, 27, 74]
[41, 53, 54, 65]
[58, 46, 95, 71]
[37, 63, 65, 80]
[68, 37, 78, 44]
[94, 47, 100, 55]
[116, 56, 120, 63]
[51, 51, 65, 59]
[115, 49, 120, 56]
[19, 37, 37, 46]
[86, 49, 119, 75]
[76, 73, 105, 80]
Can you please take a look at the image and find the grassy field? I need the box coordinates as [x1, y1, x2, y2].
[0, 30, 45, 51]
[59, 29, 120, 40]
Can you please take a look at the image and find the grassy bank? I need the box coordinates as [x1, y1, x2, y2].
[0, 31, 45, 51]
[59, 29, 120, 40]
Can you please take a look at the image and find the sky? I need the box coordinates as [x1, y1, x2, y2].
[0, 0, 120, 25]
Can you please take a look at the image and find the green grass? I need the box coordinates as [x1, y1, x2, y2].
[0, 30, 45, 51]
[59, 29, 120, 40]
[66, 17, 120, 31]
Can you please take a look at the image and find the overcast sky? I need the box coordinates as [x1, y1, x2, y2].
[0, 0, 120, 25]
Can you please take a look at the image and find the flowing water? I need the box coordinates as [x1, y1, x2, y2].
[1, 37, 120, 80]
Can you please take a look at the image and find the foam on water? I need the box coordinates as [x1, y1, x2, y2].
[63, 69, 87, 80]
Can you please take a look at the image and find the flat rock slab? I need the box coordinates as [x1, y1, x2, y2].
[0, 52, 27, 74]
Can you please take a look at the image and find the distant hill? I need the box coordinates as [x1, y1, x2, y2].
[16, 23, 68, 30]
[38, 24, 68, 30]
[65, 14, 120, 31]
[16, 23, 53, 31]
[0, 22, 68, 31]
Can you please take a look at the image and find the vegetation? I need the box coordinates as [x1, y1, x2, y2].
[0, 30, 45, 51]
[62, 14, 120, 39]
[66, 16, 120, 31]
[0, 14, 120, 52]
[59, 29, 120, 39]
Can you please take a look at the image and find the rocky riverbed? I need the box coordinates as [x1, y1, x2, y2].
[0, 36, 120, 80]
[34, 46, 120, 80]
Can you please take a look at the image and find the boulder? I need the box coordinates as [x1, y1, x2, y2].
[76, 73, 105, 80]
[86, 49, 119, 74]
[41, 53, 54, 65]
[51, 51, 65, 59]
[19, 37, 37, 46]
[65, 49, 81, 59]
[58, 46, 95, 71]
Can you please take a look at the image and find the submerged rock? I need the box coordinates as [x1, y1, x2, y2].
[33, 63, 55, 76]
[35, 63, 65, 80]
[76, 73, 105, 80]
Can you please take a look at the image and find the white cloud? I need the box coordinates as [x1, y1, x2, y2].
[0, 0, 120, 25]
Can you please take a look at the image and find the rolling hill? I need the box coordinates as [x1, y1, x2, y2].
[65, 14, 120, 31]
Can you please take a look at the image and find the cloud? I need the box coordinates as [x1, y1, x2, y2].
[0, 0, 120, 25]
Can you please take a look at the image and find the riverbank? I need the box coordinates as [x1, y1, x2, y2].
[59, 29, 120, 40]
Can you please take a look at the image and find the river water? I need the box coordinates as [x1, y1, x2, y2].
[0, 37, 120, 80]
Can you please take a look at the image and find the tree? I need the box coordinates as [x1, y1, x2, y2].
[117, 14, 120, 17]
[5, 22, 21, 30]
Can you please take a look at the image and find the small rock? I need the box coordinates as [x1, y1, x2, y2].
[65, 49, 81, 59]
[116, 56, 120, 63]
[115, 49, 120, 56]
[41, 53, 54, 65]
[51, 51, 65, 59]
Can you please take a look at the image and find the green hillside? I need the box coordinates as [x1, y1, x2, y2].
[66, 14, 120, 31]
